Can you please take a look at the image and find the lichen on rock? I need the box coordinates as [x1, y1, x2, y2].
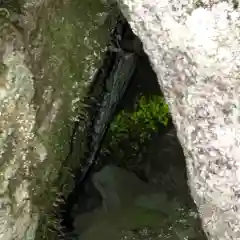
[0, 44, 39, 240]
[0, 0, 118, 239]
[114, 0, 240, 239]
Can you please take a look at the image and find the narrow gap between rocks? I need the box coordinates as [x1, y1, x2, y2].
[59, 14, 207, 240]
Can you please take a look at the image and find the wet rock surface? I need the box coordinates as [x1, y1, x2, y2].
[60, 13, 142, 234]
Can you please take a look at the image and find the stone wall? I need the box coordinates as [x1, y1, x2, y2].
[0, 0, 118, 239]
[63, 17, 139, 227]
[115, 0, 240, 239]
[3, 0, 240, 239]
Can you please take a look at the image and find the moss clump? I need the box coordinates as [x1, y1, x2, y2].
[100, 94, 170, 176]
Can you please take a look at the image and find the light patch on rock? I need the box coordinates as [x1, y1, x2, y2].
[23, 0, 47, 9]
[42, 86, 53, 105]
[37, 98, 63, 135]
[14, 181, 30, 206]
[115, 0, 240, 239]
[0, 44, 40, 240]
[34, 141, 47, 162]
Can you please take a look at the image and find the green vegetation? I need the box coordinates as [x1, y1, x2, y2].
[22, 0, 118, 239]
[100, 94, 170, 175]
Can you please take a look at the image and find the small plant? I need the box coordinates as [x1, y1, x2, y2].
[100, 94, 170, 173]
[132, 94, 169, 130]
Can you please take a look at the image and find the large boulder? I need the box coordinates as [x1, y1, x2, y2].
[113, 0, 240, 239]
[92, 165, 152, 210]
[74, 165, 206, 240]
[0, 1, 118, 239]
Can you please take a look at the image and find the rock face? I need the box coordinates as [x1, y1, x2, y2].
[0, 0, 119, 239]
[114, 0, 240, 239]
[74, 165, 205, 240]
[145, 128, 191, 202]
[83, 19, 138, 180]
[92, 165, 151, 210]
[61, 17, 139, 229]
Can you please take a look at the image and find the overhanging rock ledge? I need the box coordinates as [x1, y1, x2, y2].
[114, 0, 240, 239]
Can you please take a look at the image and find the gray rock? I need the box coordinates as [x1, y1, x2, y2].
[74, 165, 205, 240]
[0, 1, 117, 239]
[92, 165, 152, 211]
[115, 0, 240, 239]
[135, 193, 181, 218]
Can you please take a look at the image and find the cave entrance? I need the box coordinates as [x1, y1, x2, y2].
[59, 14, 206, 240]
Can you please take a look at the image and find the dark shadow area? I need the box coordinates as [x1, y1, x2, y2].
[58, 15, 207, 240]
[118, 52, 164, 110]
[58, 16, 139, 235]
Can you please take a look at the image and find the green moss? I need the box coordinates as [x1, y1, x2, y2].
[23, 0, 118, 239]
[101, 94, 170, 173]
[32, 105, 89, 239]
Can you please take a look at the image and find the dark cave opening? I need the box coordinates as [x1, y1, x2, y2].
[58, 15, 205, 240]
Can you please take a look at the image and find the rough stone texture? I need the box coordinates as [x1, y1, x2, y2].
[92, 165, 151, 210]
[74, 165, 204, 240]
[114, 0, 240, 239]
[0, 44, 39, 240]
[87, 51, 137, 176]
[78, 50, 137, 184]
[0, 0, 116, 239]
[63, 18, 138, 224]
